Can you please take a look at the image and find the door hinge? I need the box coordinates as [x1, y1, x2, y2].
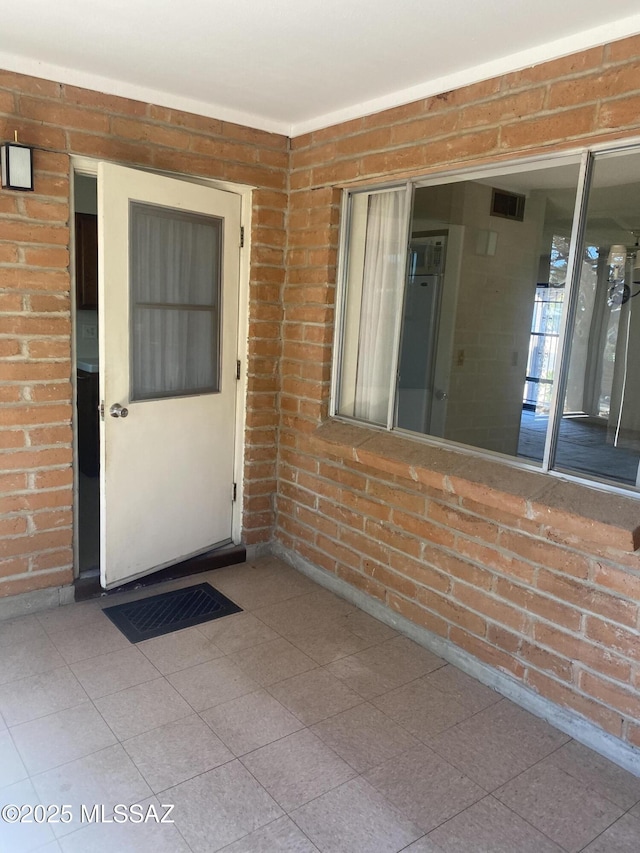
[236, 360, 241, 380]
[99, 400, 105, 421]
[232, 483, 237, 502]
[240, 226, 245, 248]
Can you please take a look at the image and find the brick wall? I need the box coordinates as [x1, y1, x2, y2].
[2, 35, 640, 751]
[0, 70, 288, 597]
[278, 35, 640, 750]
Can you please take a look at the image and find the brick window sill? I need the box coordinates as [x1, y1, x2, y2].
[310, 420, 640, 554]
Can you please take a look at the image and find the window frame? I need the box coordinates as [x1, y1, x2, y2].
[330, 140, 640, 499]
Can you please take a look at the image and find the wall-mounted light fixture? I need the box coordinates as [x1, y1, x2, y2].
[1, 132, 34, 191]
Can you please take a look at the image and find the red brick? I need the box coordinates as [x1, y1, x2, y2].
[0, 341, 21, 358]
[388, 553, 450, 594]
[2, 451, 70, 480]
[0, 557, 29, 579]
[317, 462, 367, 492]
[500, 106, 596, 149]
[0, 568, 73, 598]
[537, 569, 638, 628]
[495, 577, 582, 632]
[591, 563, 640, 600]
[335, 563, 386, 602]
[387, 591, 448, 637]
[31, 548, 73, 571]
[0, 119, 66, 151]
[460, 89, 547, 130]
[20, 97, 108, 132]
[419, 590, 487, 636]
[628, 723, 640, 749]
[585, 616, 640, 664]
[0, 294, 23, 312]
[296, 540, 337, 575]
[33, 468, 73, 489]
[0, 245, 18, 263]
[340, 528, 389, 566]
[0, 316, 70, 336]
[0, 268, 69, 295]
[431, 550, 493, 590]
[0, 517, 28, 536]
[500, 530, 590, 579]
[3, 489, 72, 513]
[428, 502, 499, 544]
[0, 430, 25, 449]
[450, 477, 529, 521]
[453, 583, 527, 632]
[450, 627, 525, 679]
[22, 198, 68, 223]
[0, 405, 71, 427]
[29, 383, 72, 403]
[504, 48, 604, 88]
[365, 518, 422, 559]
[0, 363, 70, 381]
[580, 670, 640, 719]
[520, 640, 573, 681]
[63, 86, 143, 115]
[317, 498, 365, 532]
[526, 669, 623, 738]
[294, 505, 338, 540]
[487, 623, 522, 655]
[0, 528, 71, 558]
[597, 94, 640, 130]
[390, 511, 456, 549]
[391, 111, 459, 146]
[456, 539, 535, 584]
[315, 533, 360, 570]
[534, 621, 631, 682]
[366, 480, 426, 515]
[548, 64, 640, 110]
[111, 116, 192, 150]
[33, 175, 70, 198]
[364, 562, 419, 600]
[28, 341, 70, 359]
[606, 34, 640, 63]
[347, 493, 391, 523]
[29, 294, 69, 313]
[32, 509, 73, 530]
[0, 472, 27, 493]
[0, 195, 19, 214]
[0, 388, 22, 404]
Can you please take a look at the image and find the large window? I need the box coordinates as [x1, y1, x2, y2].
[333, 146, 640, 493]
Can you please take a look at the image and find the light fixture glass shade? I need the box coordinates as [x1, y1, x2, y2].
[1, 142, 34, 191]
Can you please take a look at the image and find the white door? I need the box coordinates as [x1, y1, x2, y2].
[97, 163, 241, 589]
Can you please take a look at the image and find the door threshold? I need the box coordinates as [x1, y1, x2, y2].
[74, 543, 246, 602]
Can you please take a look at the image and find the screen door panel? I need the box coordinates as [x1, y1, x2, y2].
[129, 202, 222, 401]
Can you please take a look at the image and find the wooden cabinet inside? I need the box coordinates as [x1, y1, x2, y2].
[75, 212, 98, 310]
[77, 369, 99, 477]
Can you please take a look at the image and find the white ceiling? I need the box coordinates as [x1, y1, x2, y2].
[2, 1, 640, 137]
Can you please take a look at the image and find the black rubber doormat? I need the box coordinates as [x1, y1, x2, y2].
[103, 582, 242, 643]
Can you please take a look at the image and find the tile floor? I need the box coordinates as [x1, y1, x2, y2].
[1, 555, 639, 852]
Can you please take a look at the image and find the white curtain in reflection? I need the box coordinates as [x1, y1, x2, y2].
[353, 190, 405, 423]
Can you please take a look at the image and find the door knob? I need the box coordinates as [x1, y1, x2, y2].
[109, 403, 129, 418]
[434, 389, 448, 401]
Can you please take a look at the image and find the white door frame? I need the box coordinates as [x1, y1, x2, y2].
[70, 155, 253, 579]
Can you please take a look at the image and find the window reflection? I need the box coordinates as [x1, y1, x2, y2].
[399, 163, 581, 463]
[556, 149, 640, 487]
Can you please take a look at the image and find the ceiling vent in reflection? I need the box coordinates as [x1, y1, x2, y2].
[491, 188, 525, 221]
